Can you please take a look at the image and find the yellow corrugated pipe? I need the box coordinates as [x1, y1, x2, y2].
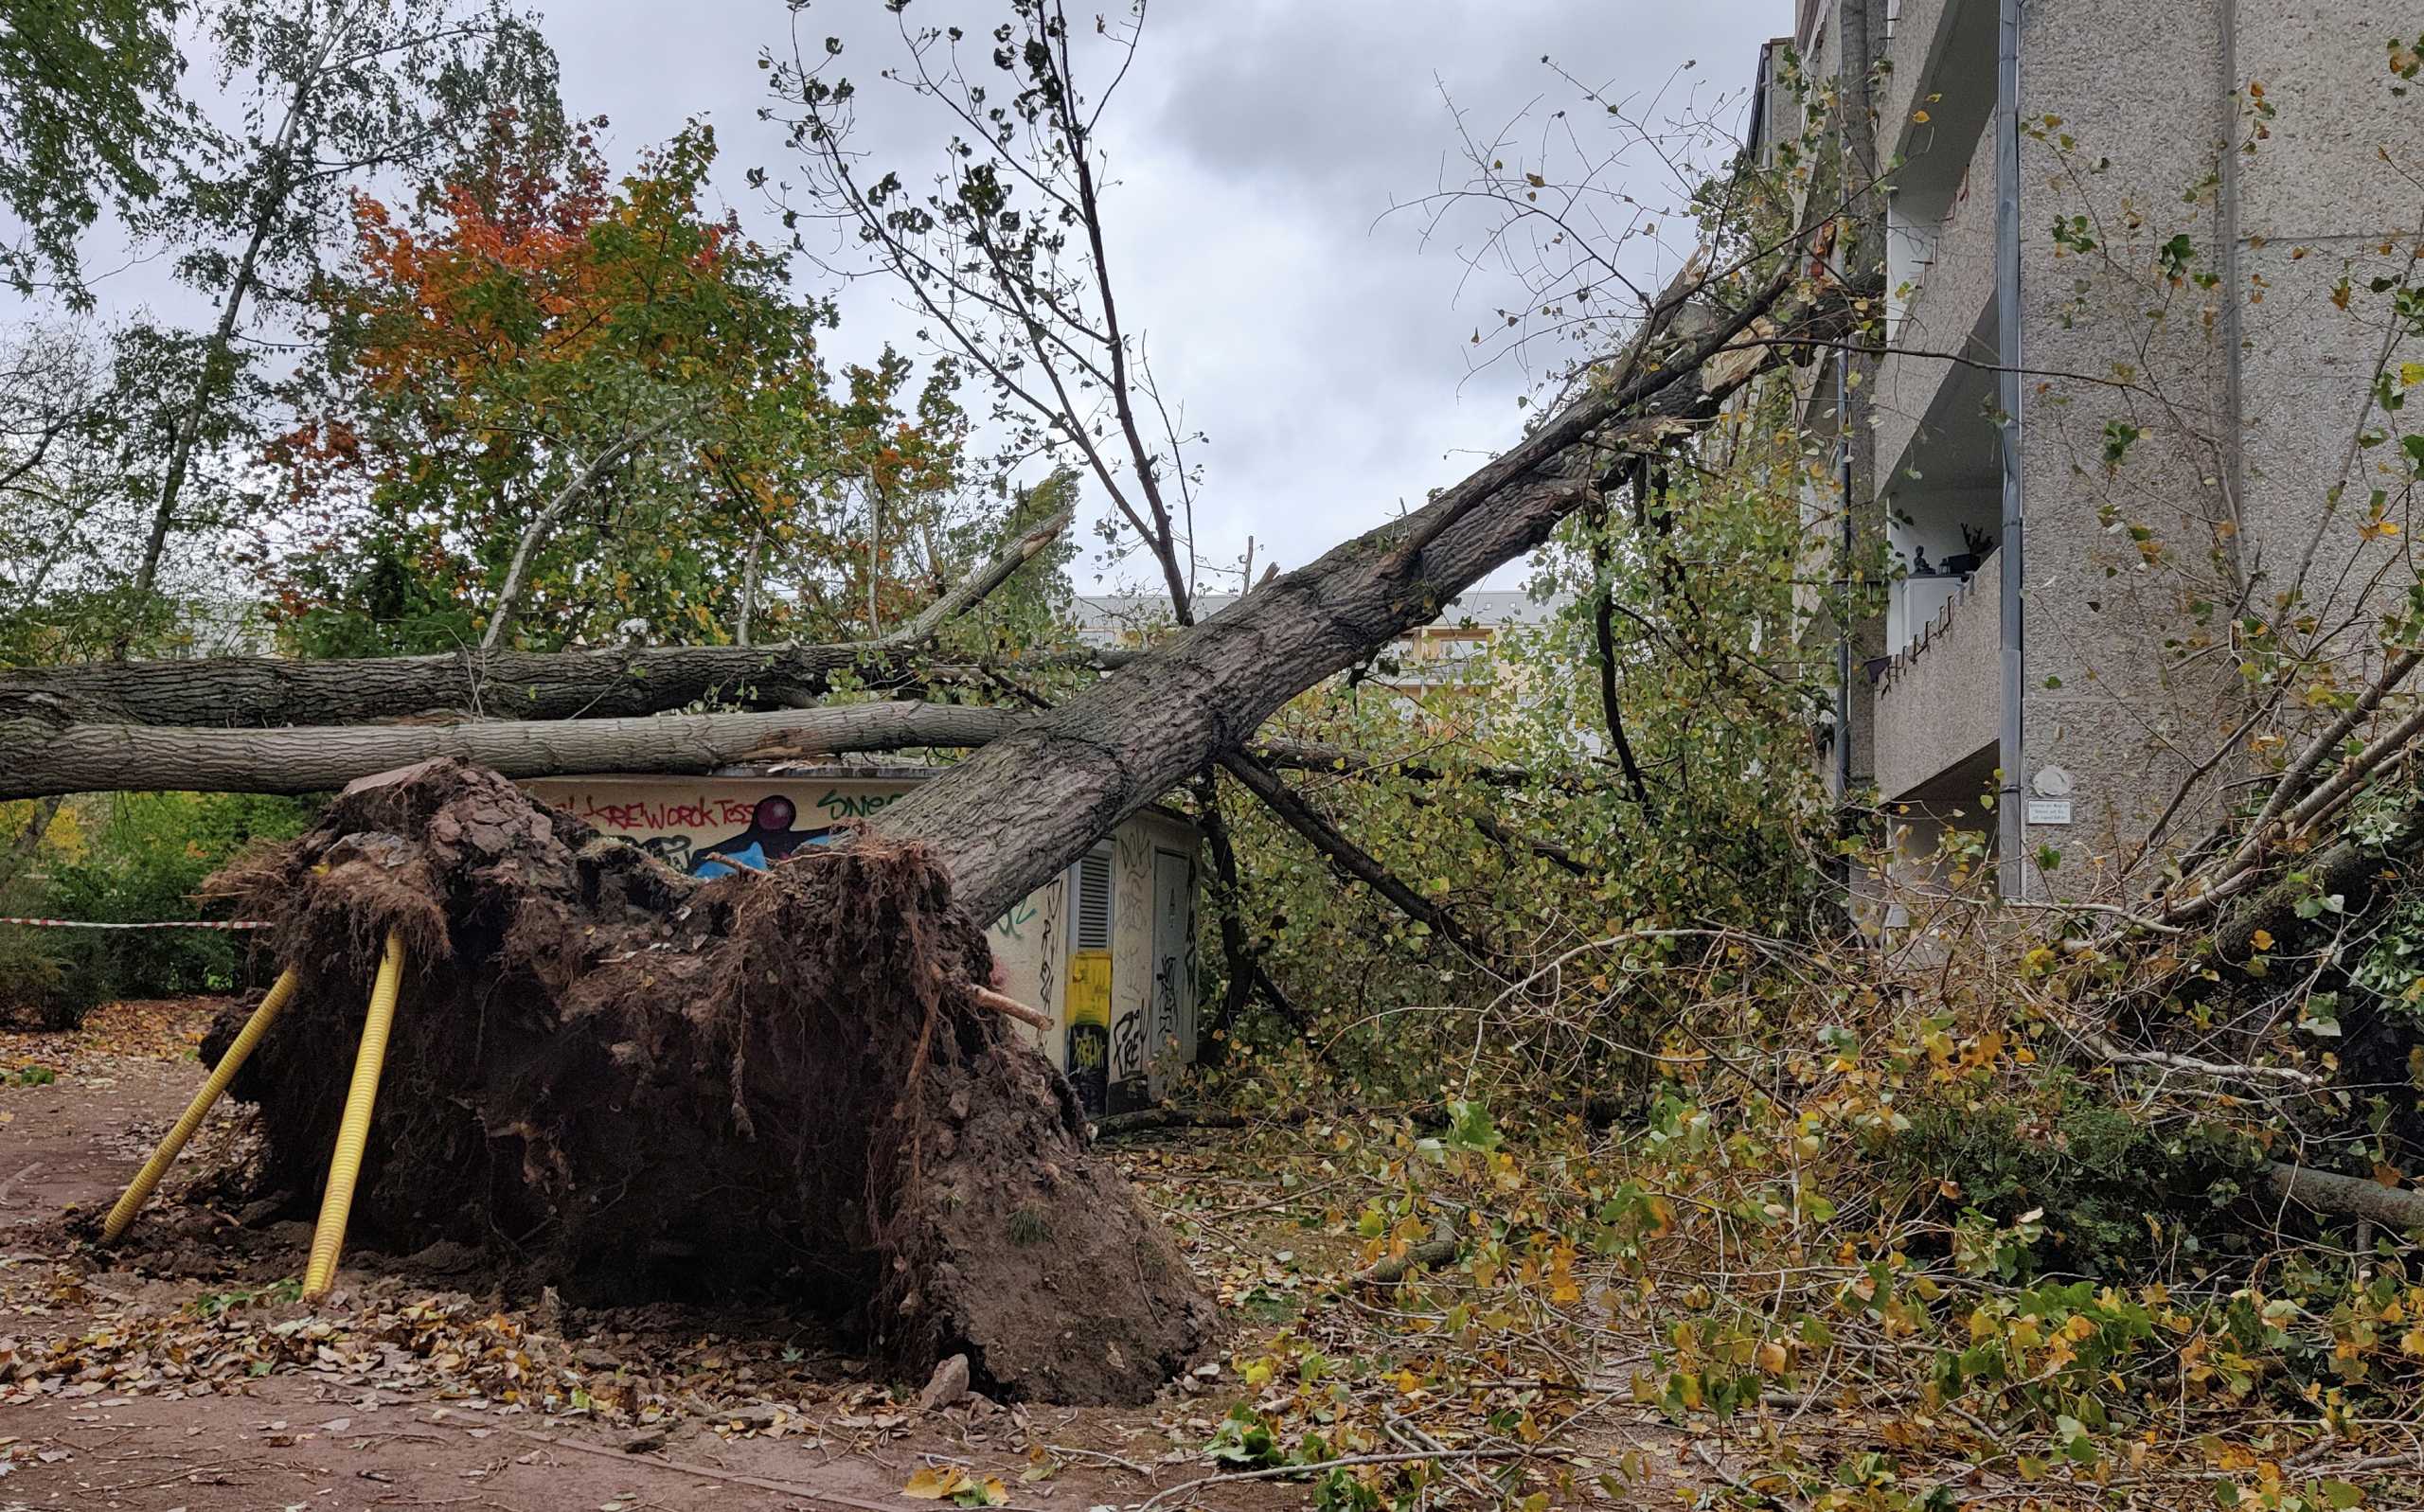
[101, 966, 302, 1245]
[301, 930, 406, 1301]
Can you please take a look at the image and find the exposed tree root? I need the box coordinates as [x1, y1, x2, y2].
[201, 757, 1214, 1403]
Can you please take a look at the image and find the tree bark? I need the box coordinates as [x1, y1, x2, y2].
[2267, 1163, 2424, 1233]
[5, 506, 1072, 726]
[868, 251, 1849, 924]
[0, 698, 1414, 802]
[1, 703, 1023, 798]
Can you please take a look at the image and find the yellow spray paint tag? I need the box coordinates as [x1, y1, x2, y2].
[1066, 950, 1112, 1026]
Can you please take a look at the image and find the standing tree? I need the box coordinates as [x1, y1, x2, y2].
[764, 0, 1204, 620]
[120, 0, 564, 644]
[0, 0, 190, 306]
[265, 119, 926, 655]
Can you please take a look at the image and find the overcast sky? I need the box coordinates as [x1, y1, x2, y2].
[43, 0, 1782, 596]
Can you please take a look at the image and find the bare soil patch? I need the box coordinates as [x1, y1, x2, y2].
[0, 1001, 1297, 1512]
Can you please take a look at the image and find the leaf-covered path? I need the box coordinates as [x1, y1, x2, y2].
[0, 1001, 1323, 1512]
[0, 1002, 1726, 1512]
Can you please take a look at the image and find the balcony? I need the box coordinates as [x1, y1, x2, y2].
[1879, 0, 1996, 187]
[1873, 546, 2001, 801]
[1872, 0, 1999, 480]
[1876, 119, 1999, 484]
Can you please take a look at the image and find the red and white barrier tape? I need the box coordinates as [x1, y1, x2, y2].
[0, 916, 272, 931]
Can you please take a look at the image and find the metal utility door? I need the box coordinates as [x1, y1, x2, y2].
[1062, 844, 1115, 1116]
[1147, 848, 1195, 1102]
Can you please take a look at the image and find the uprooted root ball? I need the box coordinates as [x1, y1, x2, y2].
[200, 757, 1213, 1404]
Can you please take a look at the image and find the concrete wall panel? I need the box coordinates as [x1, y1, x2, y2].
[2235, 5, 2424, 241]
[1874, 551, 2004, 798]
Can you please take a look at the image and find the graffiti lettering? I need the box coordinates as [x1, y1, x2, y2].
[1069, 1028, 1104, 1074]
[1035, 882, 1061, 1015]
[564, 793, 760, 832]
[816, 787, 905, 821]
[1111, 1007, 1147, 1086]
[638, 834, 693, 872]
[991, 899, 1039, 940]
[1153, 954, 1179, 1054]
[1065, 1021, 1108, 1115]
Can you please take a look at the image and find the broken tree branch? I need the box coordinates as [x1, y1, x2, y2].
[1192, 769, 1264, 1058]
[1221, 749, 1491, 959]
[1251, 735, 1535, 788]
[2267, 1163, 2424, 1233]
[1588, 507, 1655, 810]
[2169, 647, 2424, 920]
[969, 985, 1053, 1032]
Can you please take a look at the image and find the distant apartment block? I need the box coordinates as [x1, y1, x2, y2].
[1072, 590, 1570, 695]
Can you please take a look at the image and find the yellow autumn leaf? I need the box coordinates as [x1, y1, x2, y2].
[903, 1467, 968, 1501]
[1912, 108, 1931, 123]
[2251, 929, 2274, 952]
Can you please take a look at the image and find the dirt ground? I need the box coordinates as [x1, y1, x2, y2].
[0, 1001, 1730, 1512]
[0, 1000, 1326, 1512]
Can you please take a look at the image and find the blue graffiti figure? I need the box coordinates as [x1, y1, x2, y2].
[687, 795, 834, 878]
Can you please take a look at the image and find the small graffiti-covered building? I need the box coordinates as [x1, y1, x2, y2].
[520, 766, 1199, 1117]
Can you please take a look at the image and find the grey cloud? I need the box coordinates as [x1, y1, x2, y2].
[15, 0, 1782, 593]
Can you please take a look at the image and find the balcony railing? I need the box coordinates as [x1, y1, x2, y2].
[1873, 547, 2002, 800]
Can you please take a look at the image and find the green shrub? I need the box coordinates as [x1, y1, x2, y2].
[1892, 1091, 2267, 1279]
[0, 792, 313, 1027]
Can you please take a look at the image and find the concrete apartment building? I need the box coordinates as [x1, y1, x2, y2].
[1764, 0, 2424, 898]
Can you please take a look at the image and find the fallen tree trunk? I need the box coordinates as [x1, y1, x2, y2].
[0, 507, 1073, 727]
[870, 256, 1851, 923]
[205, 759, 1214, 1401]
[1, 702, 1025, 797]
[0, 701, 1459, 800]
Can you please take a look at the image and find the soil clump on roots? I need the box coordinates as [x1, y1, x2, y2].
[198, 757, 1214, 1404]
